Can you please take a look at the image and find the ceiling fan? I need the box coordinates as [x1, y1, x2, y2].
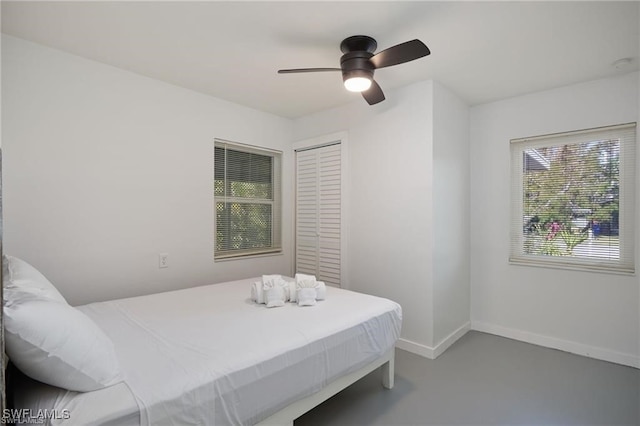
[278, 35, 431, 105]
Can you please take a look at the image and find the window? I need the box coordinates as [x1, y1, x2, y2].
[510, 123, 636, 274]
[214, 140, 282, 259]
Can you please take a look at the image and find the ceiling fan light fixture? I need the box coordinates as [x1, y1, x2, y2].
[344, 76, 372, 92]
[342, 68, 373, 92]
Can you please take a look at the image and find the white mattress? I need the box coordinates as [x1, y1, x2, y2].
[13, 278, 402, 425]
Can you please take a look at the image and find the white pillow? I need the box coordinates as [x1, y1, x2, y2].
[4, 298, 123, 392]
[3, 255, 67, 305]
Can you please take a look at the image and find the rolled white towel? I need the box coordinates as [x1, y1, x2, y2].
[263, 279, 286, 308]
[315, 281, 327, 301]
[280, 278, 290, 301]
[250, 281, 265, 304]
[288, 279, 298, 303]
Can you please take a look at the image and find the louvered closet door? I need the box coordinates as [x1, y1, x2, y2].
[295, 144, 341, 287]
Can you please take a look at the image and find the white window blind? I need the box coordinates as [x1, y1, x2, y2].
[214, 140, 282, 259]
[510, 123, 636, 274]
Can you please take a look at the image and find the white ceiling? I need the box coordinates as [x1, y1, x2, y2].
[2, 1, 638, 118]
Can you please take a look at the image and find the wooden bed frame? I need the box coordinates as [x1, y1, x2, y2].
[257, 348, 395, 425]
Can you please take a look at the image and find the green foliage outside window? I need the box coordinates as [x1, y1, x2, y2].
[523, 139, 619, 258]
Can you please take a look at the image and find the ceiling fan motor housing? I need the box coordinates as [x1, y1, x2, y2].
[340, 51, 375, 84]
[340, 35, 378, 53]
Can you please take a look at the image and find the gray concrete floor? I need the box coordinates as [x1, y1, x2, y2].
[295, 331, 639, 426]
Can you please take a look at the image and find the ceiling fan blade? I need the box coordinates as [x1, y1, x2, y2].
[278, 68, 341, 74]
[370, 39, 430, 69]
[362, 80, 385, 105]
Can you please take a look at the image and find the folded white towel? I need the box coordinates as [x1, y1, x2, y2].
[296, 274, 318, 306]
[294, 274, 327, 301]
[295, 273, 317, 286]
[262, 274, 290, 301]
[315, 281, 327, 301]
[250, 281, 265, 304]
[268, 275, 291, 301]
[263, 279, 286, 308]
[265, 285, 285, 308]
[296, 278, 317, 289]
[297, 287, 317, 306]
[262, 274, 282, 283]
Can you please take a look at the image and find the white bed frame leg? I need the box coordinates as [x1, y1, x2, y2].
[381, 351, 395, 389]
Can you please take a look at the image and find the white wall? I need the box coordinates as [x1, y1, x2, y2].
[2, 35, 294, 305]
[432, 81, 470, 345]
[470, 72, 639, 367]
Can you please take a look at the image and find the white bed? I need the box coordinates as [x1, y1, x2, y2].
[11, 277, 402, 425]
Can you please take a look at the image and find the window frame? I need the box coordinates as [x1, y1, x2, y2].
[509, 123, 636, 275]
[214, 139, 282, 260]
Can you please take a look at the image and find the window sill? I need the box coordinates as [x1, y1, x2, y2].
[509, 257, 635, 276]
[215, 249, 283, 262]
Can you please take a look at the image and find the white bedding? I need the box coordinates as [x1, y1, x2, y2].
[12, 379, 139, 426]
[13, 278, 402, 425]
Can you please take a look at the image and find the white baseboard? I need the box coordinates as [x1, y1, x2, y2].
[433, 321, 471, 358]
[472, 321, 640, 369]
[396, 338, 434, 358]
[396, 322, 471, 360]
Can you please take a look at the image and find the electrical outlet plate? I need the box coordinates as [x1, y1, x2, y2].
[159, 253, 169, 268]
